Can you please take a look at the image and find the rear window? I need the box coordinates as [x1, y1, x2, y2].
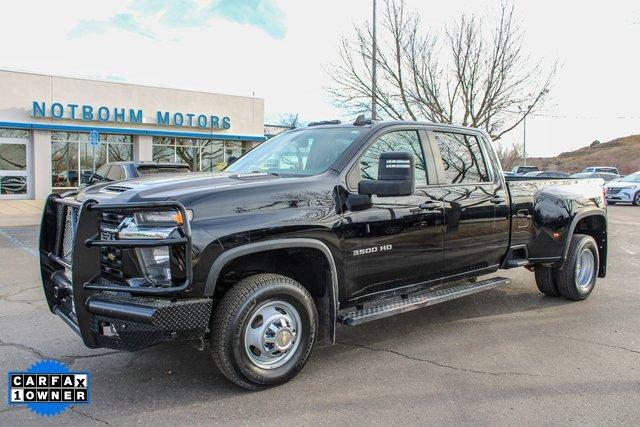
[138, 166, 191, 175]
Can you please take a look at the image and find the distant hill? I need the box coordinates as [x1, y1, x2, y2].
[526, 135, 640, 175]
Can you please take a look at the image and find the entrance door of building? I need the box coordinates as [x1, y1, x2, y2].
[0, 132, 32, 199]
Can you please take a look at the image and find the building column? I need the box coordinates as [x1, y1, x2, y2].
[134, 135, 153, 162]
[32, 130, 52, 200]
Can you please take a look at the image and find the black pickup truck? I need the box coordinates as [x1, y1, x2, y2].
[39, 119, 608, 390]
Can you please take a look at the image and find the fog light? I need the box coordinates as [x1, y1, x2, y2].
[136, 246, 172, 286]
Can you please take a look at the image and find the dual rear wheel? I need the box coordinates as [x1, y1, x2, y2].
[534, 234, 599, 300]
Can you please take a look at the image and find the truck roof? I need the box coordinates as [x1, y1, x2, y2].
[297, 120, 487, 135]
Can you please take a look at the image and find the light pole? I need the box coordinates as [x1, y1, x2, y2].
[519, 105, 532, 166]
[371, 0, 377, 120]
[523, 113, 527, 166]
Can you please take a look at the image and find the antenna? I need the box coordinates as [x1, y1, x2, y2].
[353, 115, 372, 126]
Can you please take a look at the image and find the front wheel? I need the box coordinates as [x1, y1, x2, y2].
[211, 273, 318, 390]
[633, 191, 640, 206]
[556, 234, 599, 300]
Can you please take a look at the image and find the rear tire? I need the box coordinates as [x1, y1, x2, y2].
[534, 265, 560, 297]
[211, 273, 318, 390]
[556, 234, 599, 301]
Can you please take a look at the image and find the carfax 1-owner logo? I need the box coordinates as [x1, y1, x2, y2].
[7, 360, 90, 417]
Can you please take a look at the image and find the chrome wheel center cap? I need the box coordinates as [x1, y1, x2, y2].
[275, 329, 293, 351]
[244, 301, 302, 370]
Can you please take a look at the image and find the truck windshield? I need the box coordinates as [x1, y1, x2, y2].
[226, 128, 364, 176]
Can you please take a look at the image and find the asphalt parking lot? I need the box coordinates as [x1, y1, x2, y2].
[1, 205, 639, 425]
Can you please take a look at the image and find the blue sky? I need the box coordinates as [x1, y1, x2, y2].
[1, 0, 639, 156]
[69, 0, 286, 40]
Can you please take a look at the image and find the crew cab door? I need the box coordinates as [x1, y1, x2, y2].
[429, 129, 510, 277]
[339, 127, 445, 302]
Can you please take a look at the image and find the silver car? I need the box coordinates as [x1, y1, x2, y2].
[604, 172, 640, 205]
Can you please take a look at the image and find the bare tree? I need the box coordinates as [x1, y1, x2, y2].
[274, 113, 303, 129]
[327, 0, 555, 140]
[495, 141, 523, 170]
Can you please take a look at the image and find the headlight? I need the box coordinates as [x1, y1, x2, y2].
[135, 246, 172, 287]
[134, 209, 193, 226]
[115, 209, 193, 287]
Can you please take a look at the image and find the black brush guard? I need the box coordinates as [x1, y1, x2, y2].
[39, 194, 212, 351]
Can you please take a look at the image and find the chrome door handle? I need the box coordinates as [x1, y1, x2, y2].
[490, 196, 505, 204]
[410, 201, 441, 213]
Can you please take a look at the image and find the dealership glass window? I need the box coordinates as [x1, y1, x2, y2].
[200, 140, 225, 172]
[0, 144, 27, 170]
[151, 137, 248, 171]
[51, 132, 132, 190]
[0, 128, 31, 199]
[0, 176, 27, 195]
[0, 129, 30, 138]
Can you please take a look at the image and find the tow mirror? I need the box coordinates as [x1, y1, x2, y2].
[358, 152, 415, 197]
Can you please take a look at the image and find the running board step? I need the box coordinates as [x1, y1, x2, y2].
[506, 259, 528, 268]
[337, 277, 511, 326]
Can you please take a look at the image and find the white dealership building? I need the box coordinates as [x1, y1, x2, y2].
[0, 69, 265, 200]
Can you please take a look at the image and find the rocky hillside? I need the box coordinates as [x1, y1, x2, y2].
[526, 135, 640, 175]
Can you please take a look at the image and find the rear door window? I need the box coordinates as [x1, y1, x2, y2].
[434, 132, 490, 184]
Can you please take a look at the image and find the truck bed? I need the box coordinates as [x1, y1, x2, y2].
[505, 177, 605, 263]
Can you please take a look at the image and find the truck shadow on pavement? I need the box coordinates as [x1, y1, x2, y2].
[89, 284, 575, 400]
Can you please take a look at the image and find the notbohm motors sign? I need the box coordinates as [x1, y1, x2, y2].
[8, 360, 90, 417]
[31, 100, 232, 129]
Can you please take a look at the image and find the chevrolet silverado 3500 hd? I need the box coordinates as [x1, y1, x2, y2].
[40, 118, 607, 389]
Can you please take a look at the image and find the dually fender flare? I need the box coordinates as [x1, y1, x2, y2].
[203, 238, 340, 343]
[560, 208, 607, 268]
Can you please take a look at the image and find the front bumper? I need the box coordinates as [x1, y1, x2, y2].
[606, 188, 636, 202]
[39, 195, 212, 351]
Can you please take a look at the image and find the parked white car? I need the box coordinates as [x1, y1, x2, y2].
[604, 172, 640, 205]
[583, 166, 620, 175]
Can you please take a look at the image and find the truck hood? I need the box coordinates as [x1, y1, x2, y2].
[76, 171, 285, 204]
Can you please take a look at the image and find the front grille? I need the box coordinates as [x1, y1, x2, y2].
[99, 212, 126, 284]
[607, 188, 622, 195]
[57, 204, 79, 263]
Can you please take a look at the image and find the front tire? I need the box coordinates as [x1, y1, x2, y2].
[211, 273, 318, 390]
[633, 191, 640, 206]
[556, 234, 599, 301]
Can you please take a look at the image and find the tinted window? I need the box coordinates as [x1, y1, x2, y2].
[434, 132, 490, 183]
[359, 130, 428, 186]
[106, 165, 126, 181]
